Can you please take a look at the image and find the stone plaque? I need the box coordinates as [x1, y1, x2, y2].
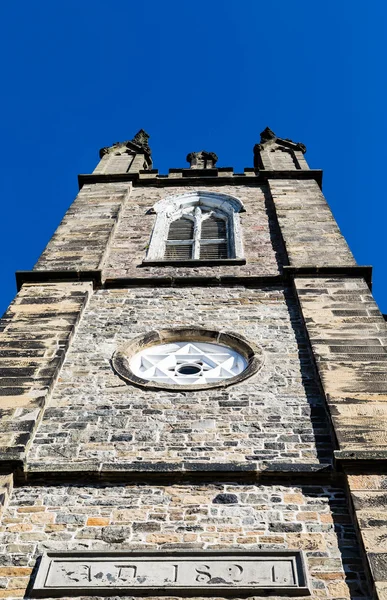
[32, 551, 310, 596]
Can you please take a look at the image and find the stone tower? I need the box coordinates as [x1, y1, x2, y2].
[0, 127, 386, 600]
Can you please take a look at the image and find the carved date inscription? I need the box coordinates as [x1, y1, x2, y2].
[32, 552, 310, 597]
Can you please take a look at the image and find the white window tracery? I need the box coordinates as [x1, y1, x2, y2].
[145, 191, 244, 262]
[130, 341, 247, 386]
[165, 206, 228, 260]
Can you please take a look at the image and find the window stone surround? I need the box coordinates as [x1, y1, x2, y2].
[146, 191, 245, 263]
[112, 327, 263, 391]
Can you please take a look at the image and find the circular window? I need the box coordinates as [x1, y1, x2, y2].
[112, 328, 263, 391]
[130, 340, 247, 386]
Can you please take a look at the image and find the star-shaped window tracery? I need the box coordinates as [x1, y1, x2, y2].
[130, 341, 247, 386]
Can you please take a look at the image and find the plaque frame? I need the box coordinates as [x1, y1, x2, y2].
[31, 550, 310, 597]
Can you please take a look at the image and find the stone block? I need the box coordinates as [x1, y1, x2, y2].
[295, 277, 387, 452]
[0, 283, 92, 462]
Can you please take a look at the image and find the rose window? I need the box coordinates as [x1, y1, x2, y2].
[130, 341, 247, 386]
[112, 328, 262, 390]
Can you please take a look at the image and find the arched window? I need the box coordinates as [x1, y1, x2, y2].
[165, 217, 194, 259]
[145, 191, 245, 264]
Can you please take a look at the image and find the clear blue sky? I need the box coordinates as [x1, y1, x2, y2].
[0, 1, 386, 315]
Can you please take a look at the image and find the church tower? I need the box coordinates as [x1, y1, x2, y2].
[0, 127, 386, 600]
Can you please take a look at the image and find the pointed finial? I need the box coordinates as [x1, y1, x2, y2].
[260, 127, 277, 142]
[131, 129, 151, 155]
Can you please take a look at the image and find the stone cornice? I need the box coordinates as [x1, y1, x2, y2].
[77, 169, 324, 190]
[16, 269, 102, 291]
[15, 268, 373, 292]
[16, 460, 335, 486]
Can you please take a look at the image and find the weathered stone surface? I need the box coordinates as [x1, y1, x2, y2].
[0, 475, 12, 519]
[376, 581, 387, 600]
[27, 286, 332, 467]
[0, 483, 367, 599]
[102, 184, 285, 280]
[187, 150, 218, 169]
[0, 137, 380, 600]
[269, 179, 356, 267]
[348, 474, 387, 598]
[34, 183, 130, 272]
[96, 130, 152, 174]
[0, 283, 92, 460]
[295, 277, 387, 452]
[32, 550, 309, 595]
[254, 128, 308, 171]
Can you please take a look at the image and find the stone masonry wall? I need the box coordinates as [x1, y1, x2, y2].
[347, 474, 387, 600]
[34, 183, 130, 272]
[264, 149, 298, 170]
[268, 179, 356, 267]
[2, 155, 376, 600]
[27, 286, 333, 469]
[0, 282, 92, 461]
[295, 277, 387, 453]
[102, 184, 285, 280]
[93, 152, 134, 174]
[258, 144, 309, 170]
[0, 482, 369, 600]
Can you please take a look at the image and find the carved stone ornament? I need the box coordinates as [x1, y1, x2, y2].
[99, 129, 152, 159]
[131, 128, 151, 154]
[254, 127, 307, 154]
[260, 126, 277, 142]
[31, 551, 310, 597]
[186, 151, 218, 169]
[112, 327, 263, 391]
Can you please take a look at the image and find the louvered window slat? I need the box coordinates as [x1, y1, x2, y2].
[165, 244, 193, 260]
[201, 216, 226, 240]
[200, 242, 228, 259]
[200, 215, 228, 259]
[165, 217, 194, 260]
[168, 218, 194, 241]
[164, 212, 229, 261]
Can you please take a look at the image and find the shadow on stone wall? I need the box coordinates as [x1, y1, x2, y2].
[284, 287, 335, 466]
[263, 186, 289, 273]
[325, 487, 371, 599]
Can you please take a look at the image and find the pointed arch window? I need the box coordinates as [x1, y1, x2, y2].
[145, 191, 245, 265]
[165, 208, 229, 260]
